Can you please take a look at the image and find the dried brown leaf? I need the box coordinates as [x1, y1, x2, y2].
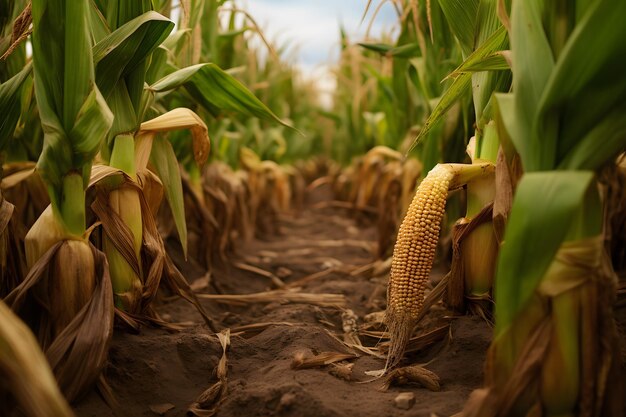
[380, 365, 441, 392]
[291, 351, 358, 370]
[5, 243, 114, 402]
[188, 330, 230, 417]
[197, 290, 346, 308]
[0, 300, 75, 417]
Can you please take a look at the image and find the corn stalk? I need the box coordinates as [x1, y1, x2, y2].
[459, 1, 626, 415]
[5, 0, 115, 401]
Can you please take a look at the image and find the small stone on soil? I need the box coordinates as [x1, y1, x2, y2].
[149, 403, 175, 415]
[394, 392, 416, 410]
[278, 392, 297, 411]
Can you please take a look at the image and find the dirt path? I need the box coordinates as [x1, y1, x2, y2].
[74, 186, 491, 417]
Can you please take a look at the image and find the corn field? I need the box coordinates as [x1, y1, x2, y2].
[1, 1, 625, 416]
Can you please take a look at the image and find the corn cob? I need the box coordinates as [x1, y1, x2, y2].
[385, 163, 494, 370]
[385, 164, 453, 369]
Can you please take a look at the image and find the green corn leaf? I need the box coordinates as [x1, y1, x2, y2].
[558, 104, 626, 171]
[161, 28, 192, 57]
[149, 63, 297, 131]
[32, 0, 113, 170]
[509, 0, 555, 171]
[88, 1, 110, 44]
[31, 0, 113, 233]
[495, 98, 527, 170]
[411, 22, 508, 150]
[0, 62, 31, 150]
[150, 135, 187, 256]
[219, 28, 248, 39]
[494, 171, 594, 336]
[411, 72, 472, 149]
[358, 42, 421, 59]
[102, 0, 153, 30]
[436, 0, 479, 56]
[446, 26, 508, 78]
[358, 43, 393, 55]
[471, 0, 511, 121]
[536, 0, 626, 167]
[93, 11, 174, 100]
[145, 46, 169, 85]
[459, 53, 509, 73]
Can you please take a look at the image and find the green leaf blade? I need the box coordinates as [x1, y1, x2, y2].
[150, 136, 187, 257]
[150, 63, 297, 132]
[494, 171, 594, 335]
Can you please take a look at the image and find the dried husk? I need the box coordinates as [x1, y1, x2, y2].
[91, 169, 215, 330]
[188, 330, 230, 417]
[5, 239, 114, 403]
[445, 204, 495, 314]
[0, 300, 75, 417]
[0, 196, 24, 297]
[380, 365, 441, 392]
[2, 164, 49, 235]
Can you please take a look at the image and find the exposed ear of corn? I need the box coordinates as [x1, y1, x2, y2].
[385, 164, 454, 370]
[385, 162, 494, 370]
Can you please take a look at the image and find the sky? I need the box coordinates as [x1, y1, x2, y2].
[239, 0, 398, 107]
[241, 0, 397, 70]
[170, 1, 398, 107]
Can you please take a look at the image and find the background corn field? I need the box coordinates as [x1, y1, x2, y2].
[0, 1, 625, 416]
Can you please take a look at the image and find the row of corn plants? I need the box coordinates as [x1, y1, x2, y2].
[0, 0, 320, 413]
[378, 0, 625, 416]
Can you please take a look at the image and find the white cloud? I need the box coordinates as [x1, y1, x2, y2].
[240, 0, 397, 107]
[242, 0, 397, 67]
[172, 0, 397, 107]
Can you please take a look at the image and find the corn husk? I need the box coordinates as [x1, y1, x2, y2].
[0, 300, 74, 417]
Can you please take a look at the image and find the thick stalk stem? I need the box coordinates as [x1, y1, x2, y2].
[60, 173, 86, 237]
[106, 134, 143, 310]
[462, 175, 497, 295]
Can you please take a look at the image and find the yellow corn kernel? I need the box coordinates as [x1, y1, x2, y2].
[388, 164, 453, 318]
[385, 164, 453, 369]
[384, 162, 495, 370]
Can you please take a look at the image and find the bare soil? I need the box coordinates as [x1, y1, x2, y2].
[73, 185, 624, 417]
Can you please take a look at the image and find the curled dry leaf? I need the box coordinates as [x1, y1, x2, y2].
[380, 365, 441, 392]
[0, 300, 75, 417]
[445, 204, 494, 313]
[328, 362, 354, 381]
[138, 108, 210, 168]
[197, 290, 346, 308]
[90, 168, 214, 330]
[291, 351, 358, 370]
[0, 197, 24, 298]
[5, 242, 114, 403]
[1, 2, 32, 60]
[188, 329, 231, 417]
